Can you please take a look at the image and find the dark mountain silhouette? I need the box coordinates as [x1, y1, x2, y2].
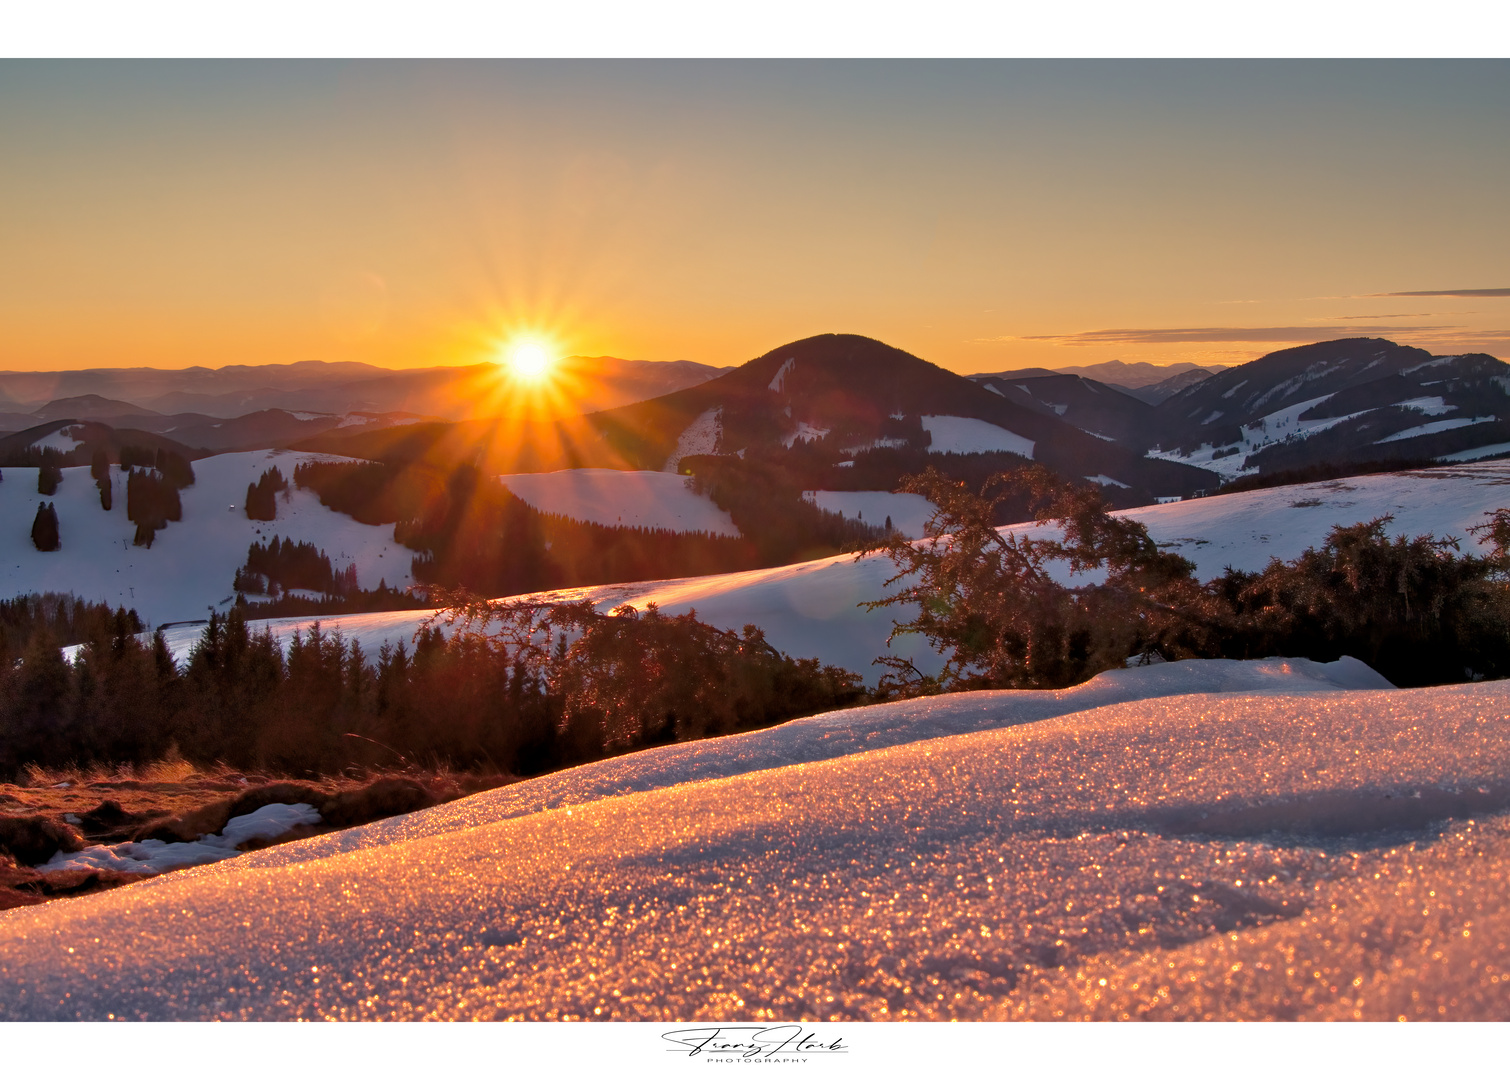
[0, 420, 202, 468]
[968, 373, 1155, 445]
[306, 334, 1218, 500]
[0, 356, 728, 421]
[1048, 359, 1223, 389]
[1145, 338, 1510, 474]
[1121, 367, 1218, 404]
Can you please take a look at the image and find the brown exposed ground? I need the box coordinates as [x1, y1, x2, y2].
[0, 762, 511, 912]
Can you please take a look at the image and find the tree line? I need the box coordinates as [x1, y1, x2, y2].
[0, 600, 863, 780]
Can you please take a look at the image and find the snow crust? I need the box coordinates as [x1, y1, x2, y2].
[2, 667, 1506, 1021]
[498, 469, 739, 536]
[0, 451, 413, 628]
[197, 657, 1396, 873]
[38, 803, 321, 875]
[920, 416, 1034, 459]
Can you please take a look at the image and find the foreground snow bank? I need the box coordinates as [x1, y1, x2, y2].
[6, 660, 1506, 1021]
[205, 656, 1393, 872]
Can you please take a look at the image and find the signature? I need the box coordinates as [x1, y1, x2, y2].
[661, 1025, 848, 1059]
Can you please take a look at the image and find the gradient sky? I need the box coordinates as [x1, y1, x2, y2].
[2, 60, 1508, 375]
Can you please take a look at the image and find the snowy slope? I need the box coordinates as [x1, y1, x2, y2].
[921, 415, 1034, 458]
[1, 667, 1506, 1021]
[194, 656, 1395, 873]
[0, 451, 413, 627]
[801, 490, 936, 539]
[162, 462, 1510, 680]
[498, 469, 739, 536]
[1120, 462, 1510, 576]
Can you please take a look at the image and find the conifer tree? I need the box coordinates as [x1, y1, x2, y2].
[30, 502, 60, 552]
[37, 460, 62, 496]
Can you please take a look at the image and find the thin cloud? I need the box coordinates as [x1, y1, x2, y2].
[1325, 312, 1444, 320]
[1014, 326, 1458, 346]
[1374, 288, 1510, 298]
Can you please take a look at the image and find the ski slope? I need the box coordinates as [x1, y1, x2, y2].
[2, 659, 1506, 1021]
[498, 469, 739, 536]
[0, 451, 413, 628]
[153, 462, 1510, 682]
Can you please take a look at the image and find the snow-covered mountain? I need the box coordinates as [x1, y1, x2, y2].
[0, 412, 435, 459]
[2, 656, 1506, 1020]
[587, 334, 1216, 497]
[0, 356, 730, 423]
[967, 372, 1155, 445]
[1146, 338, 1510, 480]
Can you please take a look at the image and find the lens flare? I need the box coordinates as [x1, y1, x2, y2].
[508, 342, 555, 381]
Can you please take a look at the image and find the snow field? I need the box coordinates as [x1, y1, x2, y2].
[920, 414, 1035, 458]
[663, 408, 721, 472]
[0, 450, 414, 628]
[498, 469, 739, 536]
[801, 490, 937, 539]
[1, 666, 1506, 1020]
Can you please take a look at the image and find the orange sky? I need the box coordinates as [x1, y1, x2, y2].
[2, 61, 1507, 375]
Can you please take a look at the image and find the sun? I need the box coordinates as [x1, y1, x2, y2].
[506, 340, 556, 382]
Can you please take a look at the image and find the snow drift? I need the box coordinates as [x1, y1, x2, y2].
[1, 657, 1506, 1021]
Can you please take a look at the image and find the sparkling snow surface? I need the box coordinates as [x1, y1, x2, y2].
[0, 451, 413, 627]
[1, 662, 1507, 1021]
[158, 463, 1510, 680]
[921, 415, 1035, 459]
[498, 469, 739, 536]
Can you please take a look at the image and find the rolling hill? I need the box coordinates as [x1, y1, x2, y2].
[1145, 338, 1510, 479]
[305, 334, 1219, 502]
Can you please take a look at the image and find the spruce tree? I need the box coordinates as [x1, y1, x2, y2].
[30, 502, 60, 551]
[37, 461, 62, 496]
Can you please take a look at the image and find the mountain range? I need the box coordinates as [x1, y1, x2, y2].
[0, 356, 730, 422]
[5, 335, 1506, 495]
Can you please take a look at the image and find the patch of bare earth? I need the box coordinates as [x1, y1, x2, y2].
[0, 766, 512, 911]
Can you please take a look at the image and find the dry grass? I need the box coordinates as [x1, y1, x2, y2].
[0, 762, 516, 912]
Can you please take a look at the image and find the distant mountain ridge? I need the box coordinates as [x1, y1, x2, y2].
[301, 334, 1219, 503]
[0, 356, 730, 421]
[1142, 337, 1510, 479]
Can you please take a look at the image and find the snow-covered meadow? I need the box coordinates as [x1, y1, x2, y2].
[1, 656, 1505, 1020]
[498, 469, 739, 536]
[0, 450, 413, 628]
